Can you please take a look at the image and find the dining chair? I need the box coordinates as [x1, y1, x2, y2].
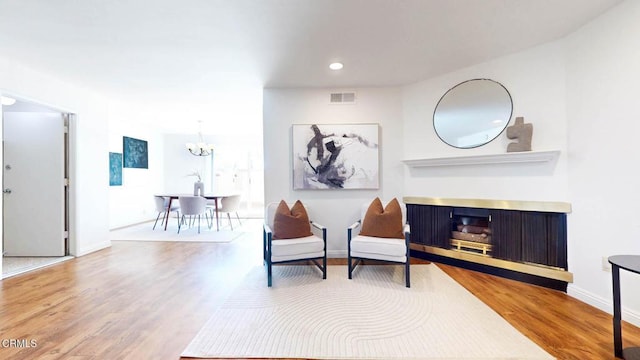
[218, 195, 242, 230]
[153, 196, 180, 230]
[205, 198, 218, 223]
[177, 196, 210, 234]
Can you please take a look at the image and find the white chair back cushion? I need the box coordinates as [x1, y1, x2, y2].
[154, 196, 167, 212]
[266, 202, 279, 229]
[220, 195, 241, 212]
[360, 199, 406, 224]
[179, 196, 206, 216]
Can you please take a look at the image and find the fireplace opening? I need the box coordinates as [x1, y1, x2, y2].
[450, 208, 492, 256]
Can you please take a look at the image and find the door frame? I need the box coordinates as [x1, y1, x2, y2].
[1, 93, 72, 262]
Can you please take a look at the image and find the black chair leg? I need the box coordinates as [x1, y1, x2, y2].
[153, 211, 162, 230]
[323, 255, 327, 279]
[262, 230, 267, 265]
[405, 261, 410, 288]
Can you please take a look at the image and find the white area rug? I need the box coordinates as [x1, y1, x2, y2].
[109, 219, 259, 243]
[182, 265, 554, 359]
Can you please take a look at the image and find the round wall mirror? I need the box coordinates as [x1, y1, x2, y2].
[433, 79, 513, 149]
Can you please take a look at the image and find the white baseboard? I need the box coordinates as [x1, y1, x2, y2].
[109, 219, 154, 231]
[74, 240, 112, 257]
[568, 284, 640, 327]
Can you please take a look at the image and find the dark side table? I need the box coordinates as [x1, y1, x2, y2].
[609, 255, 640, 359]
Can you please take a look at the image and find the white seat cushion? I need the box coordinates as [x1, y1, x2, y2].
[271, 235, 325, 263]
[350, 235, 407, 262]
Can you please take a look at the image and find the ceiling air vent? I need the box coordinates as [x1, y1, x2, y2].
[329, 91, 356, 104]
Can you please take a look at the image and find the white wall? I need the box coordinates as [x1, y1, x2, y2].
[163, 134, 216, 195]
[108, 103, 165, 229]
[163, 133, 263, 196]
[564, 0, 640, 323]
[109, 129, 265, 229]
[400, 0, 640, 326]
[263, 87, 404, 257]
[107, 86, 265, 228]
[108, 129, 259, 229]
[402, 40, 569, 202]
[0, 56, 110, 257]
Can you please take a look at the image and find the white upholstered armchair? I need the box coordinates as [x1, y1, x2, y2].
[263, 201, 327, 287]
[347, 198, 411, 287]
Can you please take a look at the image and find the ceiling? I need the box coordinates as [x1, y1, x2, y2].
[0, 0, 622, 131]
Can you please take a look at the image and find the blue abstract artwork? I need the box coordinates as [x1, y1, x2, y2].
[109, 152, 123, 186]
[123, 136, 148, 169]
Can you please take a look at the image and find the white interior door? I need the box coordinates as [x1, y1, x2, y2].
[3, 112, 65, 256]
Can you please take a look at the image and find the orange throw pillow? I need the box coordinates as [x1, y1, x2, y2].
[273, 200, 313, 239]
[360, 198, 404, 239]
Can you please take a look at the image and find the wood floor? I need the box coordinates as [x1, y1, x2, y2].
[1, 223, 638, 359]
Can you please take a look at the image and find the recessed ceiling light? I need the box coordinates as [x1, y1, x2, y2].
[329, 62, 344, 70]
[0, 96, 16, 106]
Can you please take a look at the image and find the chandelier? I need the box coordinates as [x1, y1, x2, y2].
[185, 121, 214, 156]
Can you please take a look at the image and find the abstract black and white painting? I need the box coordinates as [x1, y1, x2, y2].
[292, 124, 379, 189]
[123, 136, 148, 169]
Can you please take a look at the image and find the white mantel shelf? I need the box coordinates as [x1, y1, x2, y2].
[402, 150, 560, 168]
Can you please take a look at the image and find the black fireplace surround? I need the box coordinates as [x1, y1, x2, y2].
[404, 197, 572, 291]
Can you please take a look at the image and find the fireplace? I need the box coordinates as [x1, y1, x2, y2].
[450, 208, 492, 256]
[403, 196, 573, 291]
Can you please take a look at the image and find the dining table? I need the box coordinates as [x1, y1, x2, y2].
[155, 193, 237, 231]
